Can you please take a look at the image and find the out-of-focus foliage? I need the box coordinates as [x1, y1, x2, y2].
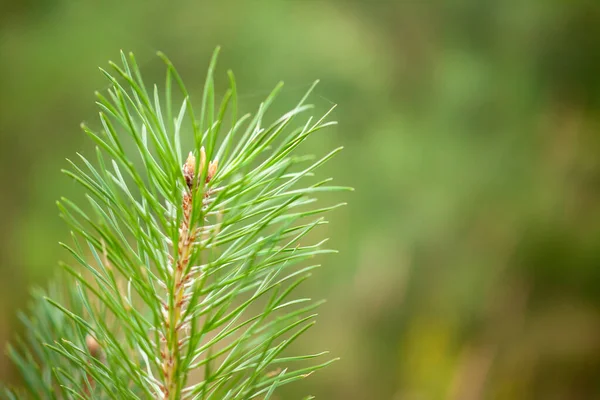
[1, 0, 600, 398]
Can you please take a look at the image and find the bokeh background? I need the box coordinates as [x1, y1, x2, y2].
[2, 0, 600, 398]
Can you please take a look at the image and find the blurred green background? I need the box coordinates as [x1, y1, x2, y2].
[2, 0, 600, 398]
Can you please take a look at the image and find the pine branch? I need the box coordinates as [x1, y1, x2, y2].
[4, 48, 350, 400]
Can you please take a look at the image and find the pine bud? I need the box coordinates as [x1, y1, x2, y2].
[207, 158, 218, 183]
[86, 335, 101, 358]
[183, 152, 195, 189]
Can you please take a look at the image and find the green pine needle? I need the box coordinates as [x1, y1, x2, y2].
[4, 48, 349, 400]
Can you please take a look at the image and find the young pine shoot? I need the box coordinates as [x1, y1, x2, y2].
[3, 48, 349, 400]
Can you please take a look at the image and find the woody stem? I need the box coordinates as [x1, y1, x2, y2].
[162, 190, 196, 399]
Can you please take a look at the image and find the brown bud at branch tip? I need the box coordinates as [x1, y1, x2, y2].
[183, 152, 195, 189]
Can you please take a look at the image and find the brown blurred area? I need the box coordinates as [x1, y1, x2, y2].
[2, 0, 600, 398]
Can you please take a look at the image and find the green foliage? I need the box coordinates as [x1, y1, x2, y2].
[3, 48, 349, 399]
